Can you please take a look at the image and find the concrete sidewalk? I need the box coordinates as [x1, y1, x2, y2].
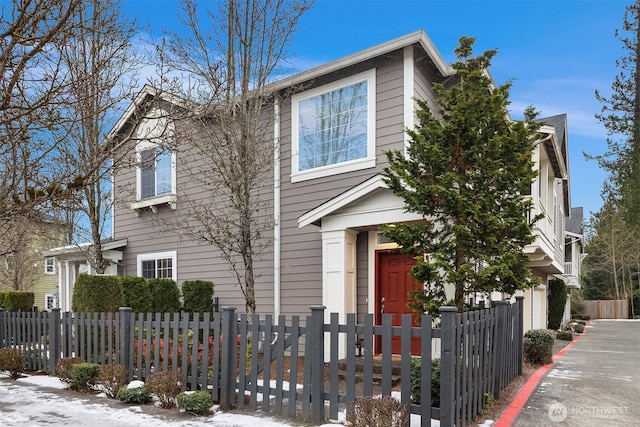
[512, 320, 640, 426]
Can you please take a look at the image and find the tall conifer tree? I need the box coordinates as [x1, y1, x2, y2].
[382, 37, 542, 313]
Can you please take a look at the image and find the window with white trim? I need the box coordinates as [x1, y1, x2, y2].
[291, 69, 376, 182]
[44, 257, 55, 274]
[137, 251, 177, 281]
[45, 294, 55, 310]
[137, 143, 175, 199]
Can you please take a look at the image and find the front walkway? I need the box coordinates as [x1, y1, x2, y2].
[512, 320, 640, 426]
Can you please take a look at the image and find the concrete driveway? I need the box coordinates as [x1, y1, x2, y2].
[513, 319, 640, 426]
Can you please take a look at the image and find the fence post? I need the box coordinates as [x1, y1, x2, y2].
[0, 308, 4, 347]
[48, 308, 61, 374]
[309, 305, 326, 425]
[515, 296, 524, 375]
[492, 301, 507, 399]
[440, 306, 457, 427]
[220, 306, 237, 410]
[118, 307, 132, 377]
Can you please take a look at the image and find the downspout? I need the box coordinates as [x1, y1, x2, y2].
[273, 95, 281, 318]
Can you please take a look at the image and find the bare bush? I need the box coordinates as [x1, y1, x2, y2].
[346, 395, 408, 427]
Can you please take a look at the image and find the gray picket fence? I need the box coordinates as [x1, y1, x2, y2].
[0, 297, 523, 426]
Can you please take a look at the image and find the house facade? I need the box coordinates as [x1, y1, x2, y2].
[0, 215, 67, 310]
[49, 31, 573, 343]
[562, 206, 585, 324]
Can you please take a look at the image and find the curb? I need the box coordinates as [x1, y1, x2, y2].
[494, 321, 590, 427]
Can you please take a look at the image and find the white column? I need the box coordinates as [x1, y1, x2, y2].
[321, 228, 357, 360]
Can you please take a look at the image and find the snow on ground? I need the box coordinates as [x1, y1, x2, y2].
[0, 372, 444, 426]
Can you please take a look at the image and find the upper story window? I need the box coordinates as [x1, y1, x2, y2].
[131, 112, 177, 213]
[44, 257, 55, 274]
[291, 69, 376, 182]
[139, 144, 173, 199]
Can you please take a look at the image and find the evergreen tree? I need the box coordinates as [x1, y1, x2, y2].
[592, 1, 640, 224]
[382, 37, 542, 313]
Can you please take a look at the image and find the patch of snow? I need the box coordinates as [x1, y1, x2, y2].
[127, 380, 145, 389]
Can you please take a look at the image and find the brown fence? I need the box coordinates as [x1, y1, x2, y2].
[0, 297, 523, 427]
[584, 299, 628, 319]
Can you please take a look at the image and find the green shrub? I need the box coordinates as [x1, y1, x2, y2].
[4, 291, 35, 311]
[96, 364, 128, 398]
[523, 329, 555, 365]
[0, 348, 24, 379]
[346, 395, 408, 427]
[71, 363, 100, 390]
[121, 276, 152, 313]
[176, 390, 213, 414]
[182, 280, 214, 315]
[147, 370, 181, 409]
[410, 357, 440, 407]
[548, 278, 567, 330]
[574, 323, 585, 333]
[579, 314, 591, 321]
[556, 331, 573, 341]
[117, 384, 151, 404]
[55, 357, 85, 387]
[148, 278, 181, 313]
[0, 292, 6, 309]
[72, 274, 123, 312]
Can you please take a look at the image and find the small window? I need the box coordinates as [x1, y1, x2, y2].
[137, 251, 177, 281]
[291, 69, 376, 182]
[45, 294, 55, 310]
[44, 257, 55, 274]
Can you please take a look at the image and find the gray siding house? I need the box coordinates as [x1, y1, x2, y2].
[49, 30, 573, 351]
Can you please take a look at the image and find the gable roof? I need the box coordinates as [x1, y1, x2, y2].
[268, 30, 455, 94]
[538, 114, 570, 213]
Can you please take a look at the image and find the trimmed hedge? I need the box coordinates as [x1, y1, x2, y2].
[3, 291, 34, 311]
[72, 275, 123, 312]
[120, 276, 152, 313]
[410, 357, 440, 407]
[182, 280, 214, 314]
[177, 390, 213, 414]
[70, 363, 100, 390]
[0, 292, 5, 309]
[548, 278, 567, 330]
[148, 278, 181, 313]
[523, 329, 555, 365]
[118, 384, 151, 404]
[556, 331, 573, 341]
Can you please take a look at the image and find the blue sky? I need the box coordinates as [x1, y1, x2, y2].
[124, 0, 629, 220]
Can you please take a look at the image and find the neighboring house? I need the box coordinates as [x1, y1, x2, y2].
[43, 238, 127, 311]
[49, 30, 573, 348]
[562, 206, 586, 324]
[510, 113, 572, 332]
[0, 215, 67, 310]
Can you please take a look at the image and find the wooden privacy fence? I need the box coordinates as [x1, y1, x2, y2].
[0, 297, 523, 427]
[584, 299, 629, 319]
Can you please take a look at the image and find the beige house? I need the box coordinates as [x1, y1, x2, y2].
[0, 215, 66, 310]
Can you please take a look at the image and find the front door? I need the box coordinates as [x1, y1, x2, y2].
[376, 251, 422, 354]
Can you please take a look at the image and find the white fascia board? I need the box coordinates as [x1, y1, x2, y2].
[268, 30, 455, 95]
[538, 125, 568, 180]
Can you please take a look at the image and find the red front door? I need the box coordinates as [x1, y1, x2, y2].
[376, 251, 422, 355]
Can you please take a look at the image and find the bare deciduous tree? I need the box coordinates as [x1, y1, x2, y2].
[156, 0, 313, 315]
[0, 216, 65, 291]
[0, 0, 83, 223]
[52, 0, 144, 273]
